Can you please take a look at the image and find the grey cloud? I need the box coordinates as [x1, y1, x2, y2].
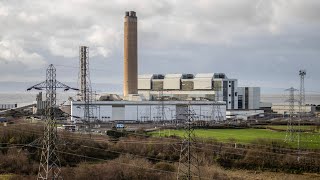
[0, 0, 319, 93]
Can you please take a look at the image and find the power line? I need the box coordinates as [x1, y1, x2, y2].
[177, 105, 201, 180]
[77, 46, 98, 136]
[284, 87, 299, 143]
[27, 64, 78, 180]
[3, 125, 320, 164]
[5, 120, 320, 148]
[3, 120, 320, 153]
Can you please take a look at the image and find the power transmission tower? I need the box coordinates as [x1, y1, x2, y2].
[212, 81, 223, 124]
[156, 89, 166, 124]
[27, 64, 78, 180]
[299, 70, 306, 118]
[78, 46, 96, 134]
[298, 70, 306, 151]
[177, 105, 201, 180]
[284, 87, 298, 142]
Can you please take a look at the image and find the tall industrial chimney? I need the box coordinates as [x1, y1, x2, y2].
[123, 11, 138, 97]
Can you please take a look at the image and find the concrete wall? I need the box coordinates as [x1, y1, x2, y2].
[237, 87, 260, 110]
[124, 11, 138, 96]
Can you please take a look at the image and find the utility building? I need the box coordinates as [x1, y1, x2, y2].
[71, 101, 226, 122]
[237, 87, 260, 110]
[138, 73, 261, 110]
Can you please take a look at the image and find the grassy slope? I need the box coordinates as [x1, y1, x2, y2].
[0, 174, 13, 180]
[150, 128, 320, 149]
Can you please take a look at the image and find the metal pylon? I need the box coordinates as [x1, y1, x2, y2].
[285, 87, 298, 142]
[156, 90, 166, 123]
[27, 64, 78, 179]
[299, 70, 306, 117]
[177, 105, 201, 180]
[78, 46, 96, 134]
[298, 70, 306, 151]
[212, 82, 223, 124]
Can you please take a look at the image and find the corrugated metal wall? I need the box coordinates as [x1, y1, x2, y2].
[125, 105, 138, 120]
[112, 106, 125, 120]
[137, 105, 152, 121]
[71, 103, 226, 122]
[101, 106, 112, 121]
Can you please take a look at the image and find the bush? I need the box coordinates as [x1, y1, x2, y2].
[107, 130, 127, 139]
[154, 162, 176, 172]
[62, 155, 174, 180]
[0, 148, 38, 175]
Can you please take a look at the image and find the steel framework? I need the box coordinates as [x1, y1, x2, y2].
[156, 89, 166, 123]
[298, 70, 306, 151]
[284, 87, 298, 142]
[27, 64, 78, 180]
[177, 105, 201, 180]
[299, 70, 306, 117]
[212, 82, 223, 124]
[79, 46, 96, 133]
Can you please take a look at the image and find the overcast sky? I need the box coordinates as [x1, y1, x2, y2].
[0, 0, 319, 94]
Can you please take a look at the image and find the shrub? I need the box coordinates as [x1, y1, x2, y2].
[0, 148, 38, 175]
[154, 162, 176, 172]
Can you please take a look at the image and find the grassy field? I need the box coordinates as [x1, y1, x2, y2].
[150, 128, 320, 149]
[0, 174, 13, 180]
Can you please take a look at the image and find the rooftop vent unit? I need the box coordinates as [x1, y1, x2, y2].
[214, 73, 226, 79]
[153, 74, 165, 79]
[182, 74, 194, 79]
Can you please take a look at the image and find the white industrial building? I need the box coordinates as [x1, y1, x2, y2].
[0, 104, 17, 110]
[272, 104, 316, 114]
[71, 101, 226, 123]
[226, 110, 264, 120]
[138, 73, 260, 111]
[237, 87, 260, 110]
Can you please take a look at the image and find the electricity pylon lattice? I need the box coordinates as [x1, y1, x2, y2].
[177, 105, 201, 180]
[156, 90, 166, 123]
[284, 87, 298, 142]
[299, 70, 306, 118]
[298, 70, 306, 150]
[212, 82, 223, 124]
[79, 46, 96, 133]
[27, 64, 78, 180]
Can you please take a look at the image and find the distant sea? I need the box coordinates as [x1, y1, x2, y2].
[1, 92, 320, 107]
[0, 92, 77, 107]
[261, 94, 320, 105]
[0, 81, 122, 107]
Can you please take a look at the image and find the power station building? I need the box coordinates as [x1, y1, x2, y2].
[69, 11, 264, 123]
[138, 73, 261, 110]
[71, 101, 226, 122]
